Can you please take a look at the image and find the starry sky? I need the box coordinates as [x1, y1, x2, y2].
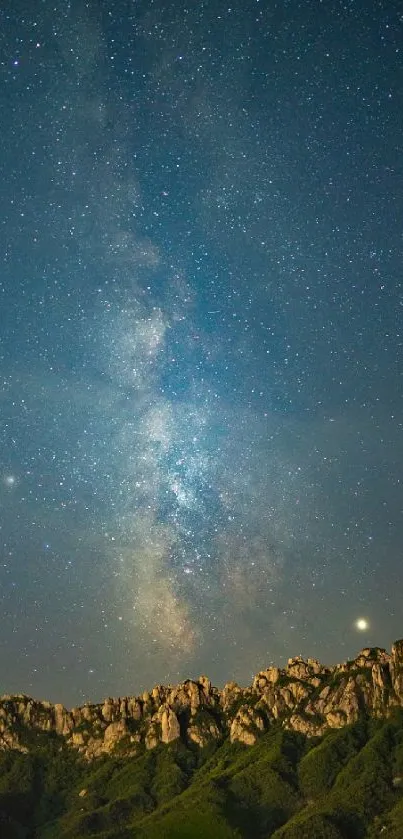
[1, 0, 402, 707]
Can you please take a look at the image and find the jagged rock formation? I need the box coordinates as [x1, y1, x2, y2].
[1, 641, 403, 759]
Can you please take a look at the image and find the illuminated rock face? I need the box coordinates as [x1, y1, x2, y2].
[1, 641, 403, 757]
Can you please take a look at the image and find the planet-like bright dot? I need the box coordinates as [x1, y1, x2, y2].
[4, 475, 16, 487]
[355, 618, 369, 631]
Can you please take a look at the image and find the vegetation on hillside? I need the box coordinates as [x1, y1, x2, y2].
[1, 711, 403, 838]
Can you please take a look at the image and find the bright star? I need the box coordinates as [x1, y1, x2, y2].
[355, 618, 369, 631]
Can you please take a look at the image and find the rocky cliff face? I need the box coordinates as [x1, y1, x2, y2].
[1, 641, 403, 759]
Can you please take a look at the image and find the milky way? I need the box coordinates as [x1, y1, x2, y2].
[0, 0, 402, 705]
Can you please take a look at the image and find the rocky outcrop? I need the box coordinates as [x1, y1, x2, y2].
[160, 706, 181, 744]
[230, 704, 266, 745]
[1, 641, 403, 758]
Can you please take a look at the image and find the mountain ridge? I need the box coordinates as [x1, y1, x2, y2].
[2, 639, 403, 760]
[2, 639, 403, 838]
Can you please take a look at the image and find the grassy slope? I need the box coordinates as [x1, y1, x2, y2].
[1, 712, 403, 838]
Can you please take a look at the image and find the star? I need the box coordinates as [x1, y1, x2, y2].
[355, 618, 369, 632]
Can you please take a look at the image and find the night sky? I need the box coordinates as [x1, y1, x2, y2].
[1, 0, 402, 707]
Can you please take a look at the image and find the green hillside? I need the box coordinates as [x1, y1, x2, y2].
[1, 710, 403, 838]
